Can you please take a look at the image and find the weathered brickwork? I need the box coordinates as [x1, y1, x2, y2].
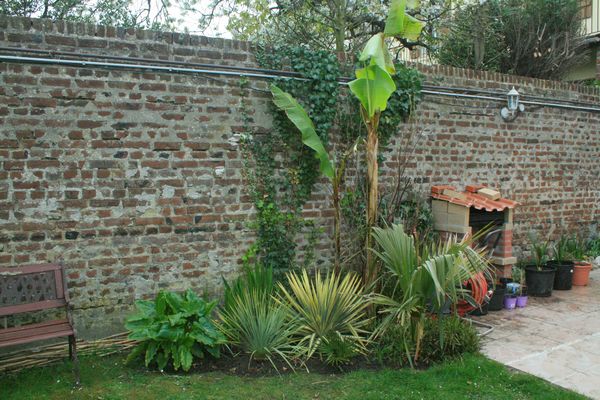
[597, 46, 600, 80]
[0, 16, 598, 337]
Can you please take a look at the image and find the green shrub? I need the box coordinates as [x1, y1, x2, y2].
[125, 289, 226, 372]
[419, 316, 480, 365]
[373, 316, 479, 367]
[219, 265, 297, 369]
[278, 270, 371, 365]
[372, 323, 410, 367]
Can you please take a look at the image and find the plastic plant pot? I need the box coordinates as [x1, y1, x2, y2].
[548, 260, 574, 290]
[572, 261, 592, 286]
[488, 285, 506, 311]
[525, 264, 556, 297]
[504, 296, 517, 310]
[516, 295, 528, 308]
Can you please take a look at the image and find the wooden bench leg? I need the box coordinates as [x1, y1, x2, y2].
[69, 335, 81, 386]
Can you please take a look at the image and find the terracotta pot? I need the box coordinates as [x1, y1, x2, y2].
[572, 261, 592, 286]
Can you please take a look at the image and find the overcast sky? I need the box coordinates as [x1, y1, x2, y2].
[133, 0, 232, 37]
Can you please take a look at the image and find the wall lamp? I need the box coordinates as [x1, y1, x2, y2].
[500, 87, 525, 122]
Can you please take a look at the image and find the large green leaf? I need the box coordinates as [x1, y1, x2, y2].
[155, 292, 167, 316]
[348, 64, 396, 118]
[270, 84, 334, 180]
[384, 0, 424, 41]
[400, 14, 425, 41]
[359, 33, 395, 74]
[145, 342, 158, 367]
[179, 344, 194, 371]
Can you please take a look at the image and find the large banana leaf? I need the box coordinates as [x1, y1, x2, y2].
[359, 33, 395, 74]
[384, 0, 425, 41]
[270, 84, 334, 180]
[348, 63, 396, 118]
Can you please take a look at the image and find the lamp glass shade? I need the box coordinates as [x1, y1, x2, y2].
[507, 87, 519, 111]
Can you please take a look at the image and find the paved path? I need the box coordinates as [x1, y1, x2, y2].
[476, 269, 600, 399]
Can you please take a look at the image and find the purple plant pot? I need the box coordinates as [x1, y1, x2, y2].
[504, 296, 517, 310]
[516, 295, 528, 308]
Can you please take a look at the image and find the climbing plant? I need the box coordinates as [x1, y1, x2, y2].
[256, 46, 341, 209]
[239, 48, 340, 277]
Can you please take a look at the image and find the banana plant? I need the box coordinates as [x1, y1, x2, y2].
[348, 0, 425, 288]
[271, 84, 357, 273]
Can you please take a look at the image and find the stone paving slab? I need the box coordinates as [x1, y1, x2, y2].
[475, 269, 600, 399]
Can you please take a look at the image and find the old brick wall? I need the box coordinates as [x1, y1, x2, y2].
[1, 16, 599, 337]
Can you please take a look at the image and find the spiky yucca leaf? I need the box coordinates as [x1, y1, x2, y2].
[219, 288, 297, 371]
[278, 270, 371, 362]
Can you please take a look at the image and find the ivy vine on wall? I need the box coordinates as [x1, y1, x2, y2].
[238, 47, 341, 277]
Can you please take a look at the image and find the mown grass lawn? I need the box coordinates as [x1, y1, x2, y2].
[1, 353, 585, 400]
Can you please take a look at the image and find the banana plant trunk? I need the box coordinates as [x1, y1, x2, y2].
[333, 180, 341, 273]
[364, 113, 380, 287]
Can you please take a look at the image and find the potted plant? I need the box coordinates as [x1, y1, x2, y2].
[548, 236, 574, 291]
[567, 235, 593, 286]
[525, 233, 556, 297]
[512, 265, 528, 307]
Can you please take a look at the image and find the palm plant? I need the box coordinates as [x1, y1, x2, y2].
[277, 270, 371, 366]
[370, 224, 492, 367]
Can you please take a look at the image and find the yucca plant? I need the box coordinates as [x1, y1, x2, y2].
[219, 264, 297, 370]
[278, 270, 371, 365]
[219, 289, 297, 370]
[370, 224, 491, 367]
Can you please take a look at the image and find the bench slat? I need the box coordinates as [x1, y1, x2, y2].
[0, 263, 61, 275]
[0, 319, 69, 334]
[0, 319, 73, 342]
[0, 299, 67, 317]
[0, 329, 75, 348]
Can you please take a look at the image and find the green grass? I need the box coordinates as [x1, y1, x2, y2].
[0, 353, 585, 400]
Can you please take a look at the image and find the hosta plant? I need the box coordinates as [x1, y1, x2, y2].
[278, 270, 371, 365]
[125, 289, 226, 372]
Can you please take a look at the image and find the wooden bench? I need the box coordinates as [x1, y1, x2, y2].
[0, 263, 80, 384]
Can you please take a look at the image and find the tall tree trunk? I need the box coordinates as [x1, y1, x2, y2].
[364, 115, 379, 287]
[332, 0, 347, 53]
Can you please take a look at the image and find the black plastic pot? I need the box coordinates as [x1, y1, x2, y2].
[488, 285, 506, 311]
[525, 265, 556, 297]
[469, 301, 489, 316]
[499, 277, 514, 287]
[548, 260, 574, 290]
